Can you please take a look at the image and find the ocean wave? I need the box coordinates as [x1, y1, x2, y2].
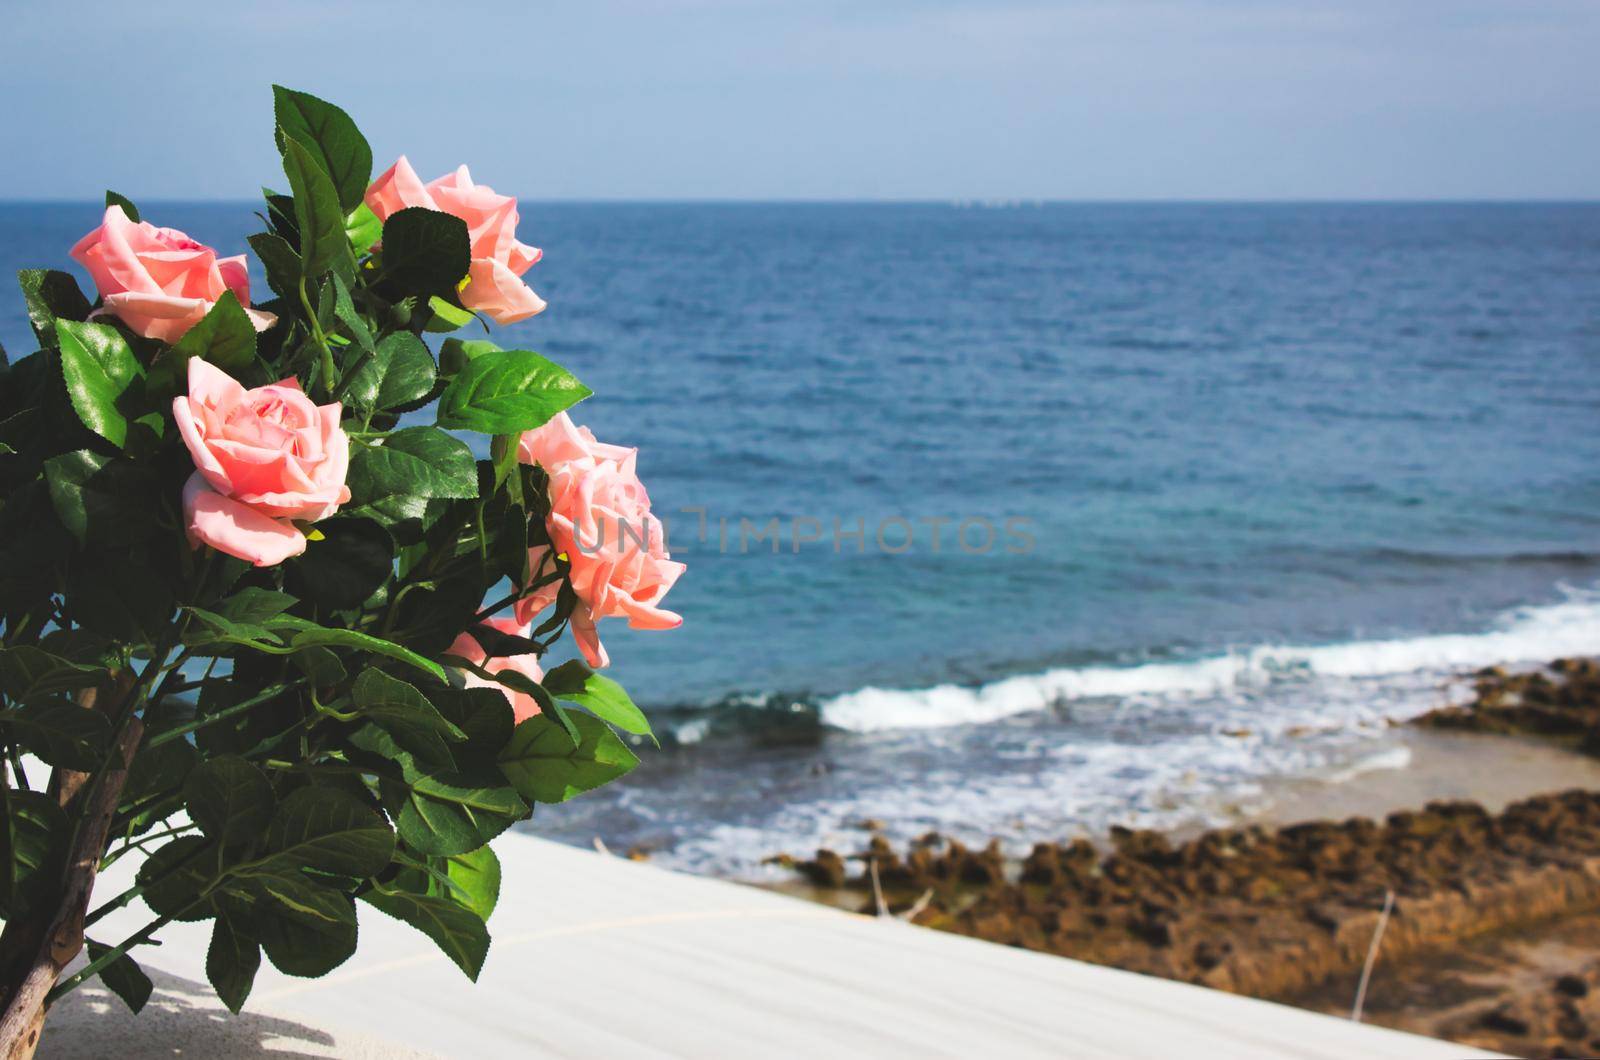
[817, 589, 1600, 733]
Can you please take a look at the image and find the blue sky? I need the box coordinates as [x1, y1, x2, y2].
[2, 0, 1596, 200]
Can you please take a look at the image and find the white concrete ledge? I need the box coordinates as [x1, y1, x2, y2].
[44, 835, 1493, 1059]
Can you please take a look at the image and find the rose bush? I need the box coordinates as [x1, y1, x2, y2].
[0, 85, 678, 1053]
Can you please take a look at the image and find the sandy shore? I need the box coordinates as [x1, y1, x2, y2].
[1239, 726, 1600, 831]
[768, 659, 1600, 1059]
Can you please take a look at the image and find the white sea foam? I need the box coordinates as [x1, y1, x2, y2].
[1322, 745, 1414, 784]
[820, 588, 1600, 733]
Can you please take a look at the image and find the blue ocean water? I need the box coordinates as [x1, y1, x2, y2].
[5, 202, 1600, 872]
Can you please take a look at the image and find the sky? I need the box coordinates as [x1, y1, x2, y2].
[1, 0, 1597, 201]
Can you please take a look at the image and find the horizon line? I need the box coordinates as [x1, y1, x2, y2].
[2, 196, 1598, 207]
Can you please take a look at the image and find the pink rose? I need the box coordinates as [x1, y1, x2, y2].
[172, 358, 351, 567]
[514, 413, 684, 669]
[446, 616, 545, 724]
[69, 205, 276, 343]
[365, 157, 546, 325]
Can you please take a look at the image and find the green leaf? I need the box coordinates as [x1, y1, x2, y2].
[18, 269, 91, 345]
[345, 426, 478, 524]
[286, 518, 393, 611]
[446, 846, 500, 921]
[328, 273, 373, 352]
[56, 319, 143, 447]
[206, 916, 260, 1013]
[154, 291, 257, 396]
[346, 203, 382, 256]
[281, 136, 354, 279]
[137, 836, 220, 921]
[426, 687, 515, 766]
[181, 606, 284, 652]
[279, 621, 447, 682]
[436, 350, 590, 435]
[424, 296, 478, 333]
[540, 660, 653, 737]
[264, 190, 300, 244]
[185, 756, 275, 849]
[0, 646, 103, 700]
[125, 737, 199, 804]
[263, 786, 395, 878]
[253, 874, 358, 978]
[439, 338, 499, 376]
[396, 769, 526, 858]
[104, 191, 141, 223]
[249, 232, 301, 298]
[1, 700, 110, 770]
[344, 332, 436, 413]
[0, 790, 68, 920]
[352, 668, 466, 770]
[218, 588, 299, 625]
[64, 555, 176, 643]
[498, 712, 638, 804]
[273, 86, 373, 213]
[293, 645, 347, 687]
[377, 208, 470, 300]
[360, 885, 489, 980]
[86, 940, 153, 1013]
[43, 450, 157, 547]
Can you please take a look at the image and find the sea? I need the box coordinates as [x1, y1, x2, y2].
[5, 201, 1600, 877]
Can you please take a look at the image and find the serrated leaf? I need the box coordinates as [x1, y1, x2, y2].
[103, 191, 141, 222]
[436, 349, 590, 435]
[1, 700, 110, 770]
[86, 940, 153, 1013]
[217, 587, 299, 625]
[425, 296, 478, 332]
[249, 232, 301, 298]
[206, 916, 260, 1013]
[181, 606, 286, 652]
[282, 136, 354, 279]
[397, 770, 526, 857]
[328, 273, 373, 352]
[426, 687, 515, 766]
[346, 203, 382, 256]
[17, 269, 91, 345]
[497, 712, 638, 804]
[439, 338, 499, 376]
[0, 790, 68, 920]
[345, 426, 478, 525]
[43, 449, 157, 547]
[446, 846, 501, 921]
[541, 660, 653, 737]
[377, 208, 470, 299]
[273, 86, 373, 213]
[273, 617, 448, 682]
[262, 786, 394, 878]
[0, 646, 103, 699]
[352, 668, 466, 770]
[360, 885, 489, 980]
[136, 836, 221, 921]
[286, 517, 393, 611]
[56, 319, 142, 447]
[150, 292, 257, 397]
[344, 331, 436, 412]
[253, 874, 358, 978]
[185, 756, 275, 848]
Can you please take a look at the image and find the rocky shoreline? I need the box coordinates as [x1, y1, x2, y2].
[769, 659, 1600, 1058]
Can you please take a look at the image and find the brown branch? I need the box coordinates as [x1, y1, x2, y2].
[0, 676, 142, 1060]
